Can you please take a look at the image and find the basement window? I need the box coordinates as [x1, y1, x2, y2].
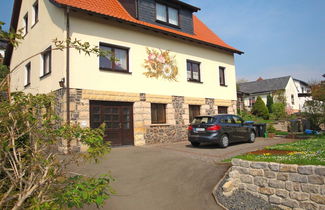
[151, 103, 166, 124]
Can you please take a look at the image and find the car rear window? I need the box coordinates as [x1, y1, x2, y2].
[192, 117, 215, 124]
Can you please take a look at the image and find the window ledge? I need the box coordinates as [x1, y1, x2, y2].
[149, 124, 170, 127]
[31, 19, 39, 29]
[24, 83, 30, 88]
[188, 79, 203, 84]
[100, 68, 132, 74]
[220, 84, 228, 87]
[40, 72, 51, 79]
[155, 20, 180, 29]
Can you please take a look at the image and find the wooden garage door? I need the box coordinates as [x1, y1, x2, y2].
[90, 101, 134, 146]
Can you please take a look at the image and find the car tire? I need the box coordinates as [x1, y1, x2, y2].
[191, 142, 200, 147]
[220, 134, 229, 148]
[248, 131, 256, 143]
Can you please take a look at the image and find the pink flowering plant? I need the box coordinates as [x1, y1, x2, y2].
[144, 47, 178, 81]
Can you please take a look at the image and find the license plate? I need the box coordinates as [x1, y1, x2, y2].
[195, 128, 205, 132]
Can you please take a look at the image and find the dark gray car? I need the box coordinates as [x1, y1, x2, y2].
[188, 114, 256, 148]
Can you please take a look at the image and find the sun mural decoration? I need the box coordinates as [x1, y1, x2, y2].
[143, 48, 178, 81]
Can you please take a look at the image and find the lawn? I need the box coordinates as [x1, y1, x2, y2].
[228, 135, 325, 166]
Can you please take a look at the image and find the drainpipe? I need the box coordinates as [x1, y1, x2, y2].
[66, 6, 70, 125]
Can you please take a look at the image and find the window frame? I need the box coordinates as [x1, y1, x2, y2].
[23, 13, 28, 36]
[155, 2, 180, 27]
[189, 105, 200, 123]
[218, 106, 228, 114]
[24, 62, 31, 87]
[219, 66, 226, 86]
[40, 46, 52, 79]
[187, 59, 201, 83]
[32, 1, 39, 27]
[151, 103, 166, 124]
[99, 42, 130, 74]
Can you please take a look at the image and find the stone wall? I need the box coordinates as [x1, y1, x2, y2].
[54, 88, 236, 146]
[223, 159, 325, 210]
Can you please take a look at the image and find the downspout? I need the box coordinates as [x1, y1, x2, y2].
[66, 6, 70, 125]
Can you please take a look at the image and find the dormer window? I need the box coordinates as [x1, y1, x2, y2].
[156, 3, 179, 26]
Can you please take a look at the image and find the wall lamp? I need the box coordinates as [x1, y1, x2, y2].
[59, 78, 65, 88]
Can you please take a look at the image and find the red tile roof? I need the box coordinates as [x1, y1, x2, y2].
[53, 0, 242, 54]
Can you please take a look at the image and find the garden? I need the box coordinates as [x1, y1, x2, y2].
[228, 134, 325, 166]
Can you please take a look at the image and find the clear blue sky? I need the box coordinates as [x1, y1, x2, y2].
[1, 0, 324, 82]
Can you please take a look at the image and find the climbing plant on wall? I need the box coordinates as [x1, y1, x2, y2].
[143, 47, 178, 81]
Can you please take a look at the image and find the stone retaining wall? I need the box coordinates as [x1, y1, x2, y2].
[223, 159, 325, 210]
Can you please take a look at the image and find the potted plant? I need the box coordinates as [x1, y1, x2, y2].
[267, 124, 276, 138]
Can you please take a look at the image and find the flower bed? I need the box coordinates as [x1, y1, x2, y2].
[230, 135, 325, 166]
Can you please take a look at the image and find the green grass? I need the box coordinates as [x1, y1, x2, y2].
[228, 135, 325, 165]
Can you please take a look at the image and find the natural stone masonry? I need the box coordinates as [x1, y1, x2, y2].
[223, 159, 325, 210]
[54, 88, 236, 147]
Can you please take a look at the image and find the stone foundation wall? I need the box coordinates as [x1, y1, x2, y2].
[223, 159, 325, 210]
[54, 88, 236, 146]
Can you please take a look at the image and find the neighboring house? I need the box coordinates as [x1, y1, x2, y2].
[238, 76, 310, 113]
[0, 38, 8, 63]
[6, 0, 242, 146]
[293, 79, 312, 112]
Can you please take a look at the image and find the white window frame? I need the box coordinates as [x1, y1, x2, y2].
[32, 1, 39, 26]
[24, 62, 31, 87]
[155, 3, 179, 26]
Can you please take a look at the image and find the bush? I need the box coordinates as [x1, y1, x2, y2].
[267, 124, 276, 133]
[272, 103, 286, 120]
[251, 96, 269, 120]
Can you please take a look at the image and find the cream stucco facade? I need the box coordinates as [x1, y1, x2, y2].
[9, 0, 240, 146]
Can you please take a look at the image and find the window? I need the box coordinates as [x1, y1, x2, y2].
[32, 1, 39, 26]
[187, 60, 201, 82]
[249, 97, 256, 107]
[156, 3, 179, 26]
[192, 116, 215, 124]
[291, 94, 295, 105]
[99, 43, 129, 72]
[219, 67, 226, 86]
[24, 62, 31, 87]
[151, 103, 166, 124]
[41, 47, 51, 78]
[220, 116, 232, 124]
[232, 116, 243, 124]
[189, 105, 200, 122]
[218, 106, 228, 114]
[23, 13, 28, 36]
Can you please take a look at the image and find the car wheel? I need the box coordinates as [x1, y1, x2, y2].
[191, 142, 200, 147]
[248, 132, 256, 143]
[220, 134, 229, 148]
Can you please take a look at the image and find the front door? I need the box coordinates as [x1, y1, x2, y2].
[90, 101, 134, 146]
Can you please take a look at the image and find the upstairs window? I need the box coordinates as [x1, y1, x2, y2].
[187, 60, 201, 82]
[99, 43, 129, 72]
[32, 1, 39, 26]
[23, 13, 28, 36]
[24, 62, 31, 87]
[219, 67, 226, 86]
[156, 3, 179, 26]
[151, 103, 166, 124]
[40, 46, 51, 78]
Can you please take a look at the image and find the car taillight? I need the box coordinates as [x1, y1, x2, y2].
[207, 125, 221, 131]
[188, 125, 193, 131]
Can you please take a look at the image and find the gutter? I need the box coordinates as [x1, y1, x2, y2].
[65, 6, 71, 125]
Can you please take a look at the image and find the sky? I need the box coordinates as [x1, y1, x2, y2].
[0, 0, 324, 82]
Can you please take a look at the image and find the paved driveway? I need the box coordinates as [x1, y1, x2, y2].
[74, 137, 295, 210]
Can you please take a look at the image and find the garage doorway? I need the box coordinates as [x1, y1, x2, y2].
[90, 101, 134, 146]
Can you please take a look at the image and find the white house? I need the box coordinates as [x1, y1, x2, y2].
[6, 0, 242, 146]
[238, 76, 310, 113]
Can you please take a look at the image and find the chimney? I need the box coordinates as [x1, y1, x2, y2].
[257, 77, 264, 81]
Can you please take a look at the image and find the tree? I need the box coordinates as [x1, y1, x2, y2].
[251, 96, 269, 120]
[272, 102, 286, 120]
[266, 95, 274, 113]
[0, 21, 115, 209]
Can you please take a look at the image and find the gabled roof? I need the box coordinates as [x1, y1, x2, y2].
[238, 76, 291, 94]
[5, 0, 243, 65]
[52, 0, 242, 54]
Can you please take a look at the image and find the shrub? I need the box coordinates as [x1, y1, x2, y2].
[272, 103, 286, 120]
[251, 96, 269, 120]
[267, 124, 276, 133]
